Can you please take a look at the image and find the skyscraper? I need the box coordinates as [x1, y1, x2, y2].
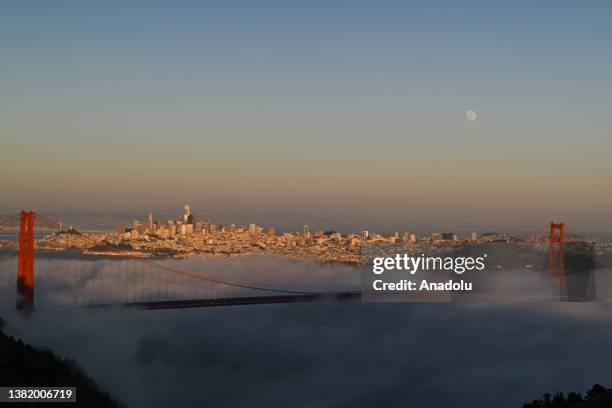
[183, 205, 190, 224]
[147, 211, 154, 232]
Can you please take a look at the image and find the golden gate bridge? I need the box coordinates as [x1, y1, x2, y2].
[1, 211, 605, 311]
[0, 211, 359, 311]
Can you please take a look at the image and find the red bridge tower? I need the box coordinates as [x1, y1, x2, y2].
[548, 222, 565, 278]
[17, 210, 35, 310]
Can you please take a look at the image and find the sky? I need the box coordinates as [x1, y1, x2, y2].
[1, 1, 611, 233]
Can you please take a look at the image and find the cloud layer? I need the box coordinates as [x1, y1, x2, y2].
[3, 256, 612, 407]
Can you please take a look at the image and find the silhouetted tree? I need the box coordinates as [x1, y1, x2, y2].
[552, 392, 565, 405]
[565, 392, 582, 405]
[523, 385, 608, 407]
[586, 384, 606, 400]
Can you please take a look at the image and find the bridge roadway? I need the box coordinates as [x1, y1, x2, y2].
[92, 291, 362, 310]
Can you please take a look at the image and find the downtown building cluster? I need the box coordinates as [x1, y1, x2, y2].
[104, 205, 491, 264]
[2, 206, 611, 267]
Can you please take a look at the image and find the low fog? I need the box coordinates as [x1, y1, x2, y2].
[2, 254, 612, 407]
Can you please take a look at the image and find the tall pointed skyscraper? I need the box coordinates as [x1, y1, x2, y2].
[147, 211, 154, 232]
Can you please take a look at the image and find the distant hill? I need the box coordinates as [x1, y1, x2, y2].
[524, 384, 612, 408]
[0, 321, 123, 407]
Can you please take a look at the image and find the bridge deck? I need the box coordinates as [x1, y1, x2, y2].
[91, 292, 362, 310]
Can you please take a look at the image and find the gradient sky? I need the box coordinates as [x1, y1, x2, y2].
[1, 1, 611, 233]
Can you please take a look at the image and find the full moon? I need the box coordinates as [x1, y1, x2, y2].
[466, 110, 477, 122]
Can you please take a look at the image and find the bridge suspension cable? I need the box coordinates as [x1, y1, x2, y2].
[0, 213, 20, 229]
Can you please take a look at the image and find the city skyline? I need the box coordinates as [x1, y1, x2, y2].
[1, 1, 611, 232]
[1, 204, 610, 237]
[3, 205, 608, 240]
[6, 206, 597, 270]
